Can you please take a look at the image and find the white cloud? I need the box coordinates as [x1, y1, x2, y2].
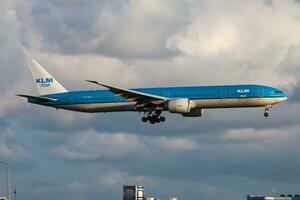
[167, 18, 237, 56]
[167, 0, 300, 57]
[0, 91, 22, 118]
[53, 130, 144, 161]
[221, 128, 285, 142]
[166, 0, 300, 88]
[159, 137, 198, 151]
[66, 180, 87, 192]
[0, 137, 31, 160]
[26, 0, 178, 58]
[199, 183, 218, 195]
[98, 171, 157, 188]
[0, 0, 31, 118]
[93, 0, 177, 57]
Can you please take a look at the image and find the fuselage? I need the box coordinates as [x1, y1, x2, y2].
[28, 84, 288, 113]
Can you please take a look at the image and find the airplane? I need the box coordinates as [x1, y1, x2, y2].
[18, 59, 288, 124]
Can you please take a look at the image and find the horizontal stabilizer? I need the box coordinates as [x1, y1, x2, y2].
[17, 94, 58, 102]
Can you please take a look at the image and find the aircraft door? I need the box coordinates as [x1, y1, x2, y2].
[221, 90, 227, 98]
[69, 96, 75, 104]
[163, 92, 169, 98]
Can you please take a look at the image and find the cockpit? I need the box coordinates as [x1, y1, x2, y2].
[273, 89, 288, 99]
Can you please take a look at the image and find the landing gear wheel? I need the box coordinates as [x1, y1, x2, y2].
[142, 117, 148, 122]
[141, 111, 166, 124]
[155, 111, 162, 115]
[160, 116, 166, 122]
[155, 117, 161, 123]
[264, 105, 271, 118]
[149, 118, 156, 124]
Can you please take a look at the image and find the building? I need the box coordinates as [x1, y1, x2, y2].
[123, 186, 144, 200]
[145, 198, 155, 200]
[145, 198, 177, 200]
[247, 195, 300, 200]
[123, 185, 178, 200]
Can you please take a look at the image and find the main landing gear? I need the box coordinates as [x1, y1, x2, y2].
[264, 105, 272, 117]
[141, 111, 166, 124]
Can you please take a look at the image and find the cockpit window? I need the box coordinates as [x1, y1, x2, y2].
[275, 91, 283, 94]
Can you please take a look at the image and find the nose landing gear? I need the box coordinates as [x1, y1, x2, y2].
[264, 112, 269, 117]
[264, 105, 272, 117]
[141, 111, 166, 124]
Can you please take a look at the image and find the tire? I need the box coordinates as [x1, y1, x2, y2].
[142, 117, 148, 122]
[160, 116, 166, 122]
[155, 117, 161, 123]
[264, 112, 269, 117]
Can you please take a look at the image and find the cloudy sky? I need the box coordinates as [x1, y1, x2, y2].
[1, 0, 300, 200]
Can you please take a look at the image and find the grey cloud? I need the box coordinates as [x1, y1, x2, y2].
[27, 0, 180, 58]
[53, 131, 144, 161]
[0, 1, 29, 119]
[14, 101, 293, 138]
[279, 80, 300, 105]
[0, 137, 31, 160]
[289, 82, 300, 103]
[66, 180, 87, 192]
[48, 125, 300, 184]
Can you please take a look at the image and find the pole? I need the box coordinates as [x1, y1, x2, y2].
[0, 161, 10, 200]
[7, 166, 9, 200]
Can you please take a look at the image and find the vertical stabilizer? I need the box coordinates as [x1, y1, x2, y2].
[29, 59, 68, 95]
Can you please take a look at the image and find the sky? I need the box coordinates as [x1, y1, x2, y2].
[0, 0, 300, 200]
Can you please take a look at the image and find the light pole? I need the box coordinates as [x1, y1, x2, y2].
[13, 188, 16, 200]
[0, 161, 10, 200]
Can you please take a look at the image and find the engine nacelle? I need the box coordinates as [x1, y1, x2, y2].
[182, 108, 203, 117]
[167, 98, 196, 114]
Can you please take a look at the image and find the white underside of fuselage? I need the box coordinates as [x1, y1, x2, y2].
[52, 97, 287, 113]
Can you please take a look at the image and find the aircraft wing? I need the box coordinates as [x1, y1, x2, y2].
[17, 94, 58, 102]
[86, 80, 168, 104]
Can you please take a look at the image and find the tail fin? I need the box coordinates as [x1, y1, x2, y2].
[29, 59, 68, 95]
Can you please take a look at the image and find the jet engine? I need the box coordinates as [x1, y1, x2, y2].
[167, 98, 196, 114]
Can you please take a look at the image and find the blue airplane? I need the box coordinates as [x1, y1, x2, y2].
[18, 59, 288, 124]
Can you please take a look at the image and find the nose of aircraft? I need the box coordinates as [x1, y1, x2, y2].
[273, 88, 288, 103]
[282, 91, 288, 102]
[284, 94, 288, 100]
